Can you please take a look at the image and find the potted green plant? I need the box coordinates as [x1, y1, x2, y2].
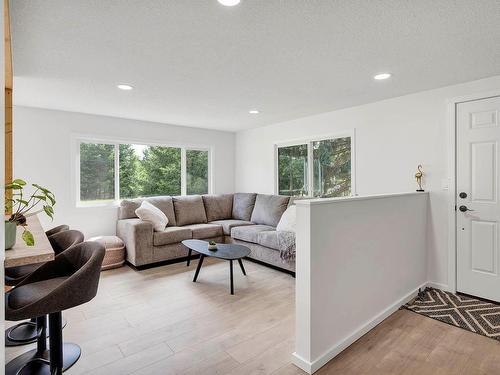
[5, 179, 56, 249]
[208, 240, 218, 251]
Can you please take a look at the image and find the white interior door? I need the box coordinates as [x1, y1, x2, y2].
[457, 96, 500, 302]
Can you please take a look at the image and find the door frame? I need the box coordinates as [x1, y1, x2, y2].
[446, 89, 500, 293]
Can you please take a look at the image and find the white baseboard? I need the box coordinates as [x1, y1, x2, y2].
[292, 352, 312, 373]
[292, 282, 427, 374]
[425, 281, 451, 292]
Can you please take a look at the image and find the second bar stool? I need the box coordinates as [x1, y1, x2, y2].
[5, 241, 105, 375]
[44, 225, 70, 238]
[5, 229, 83, 347]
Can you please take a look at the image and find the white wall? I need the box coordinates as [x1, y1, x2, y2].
[235, 75, 500, 286]
[294, 193, 428, 373]
[13, 106, 235, 237]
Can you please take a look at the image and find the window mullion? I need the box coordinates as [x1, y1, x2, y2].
[181, 148, 187, 195]
[307, 142, 314, 197]
[208, 149, 213, 194]
[76, 141, 81, 203]
[114, 143, 120, 201]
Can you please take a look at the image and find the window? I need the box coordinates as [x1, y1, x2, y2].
[276, 134, 354, 198]
[312, 137, 351, 198]
[186, 149, 209, 195]
[80, 143, 115, 202]
[278, 144, 309, 197]
[77, 139, 210, 204]
[119, 144, 182, 199]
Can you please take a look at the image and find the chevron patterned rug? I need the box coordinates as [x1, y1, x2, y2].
[404, 288, 500, 342]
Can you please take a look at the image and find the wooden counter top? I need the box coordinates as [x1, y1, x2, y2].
[5, 215, 54, 268]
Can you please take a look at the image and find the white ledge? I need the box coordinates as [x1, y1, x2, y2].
[294, 191, 429, 206]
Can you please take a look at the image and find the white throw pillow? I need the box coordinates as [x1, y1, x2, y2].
[135, 201, 168, 232]
[276, 205, 296, 232]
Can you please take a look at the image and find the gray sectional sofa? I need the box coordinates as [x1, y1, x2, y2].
[116, 193, 295, 273]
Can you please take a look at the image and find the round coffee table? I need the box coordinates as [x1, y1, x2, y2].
[182, 239, 251, 295]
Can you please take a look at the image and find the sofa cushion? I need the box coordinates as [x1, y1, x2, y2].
[208, 219, 255, 235]
[202, 194, 233, 222]
[257, 230, 280, 250]
[119, 196, 177, 226]
[119, 199, 143, 219]
[182, 223, 223, 239]
[232, 193, 257, 221]
[153, 226, 192, 246]
[250, 194, 290, 227]
[231, 224, 275, 244]
[173, 195, 207, 226]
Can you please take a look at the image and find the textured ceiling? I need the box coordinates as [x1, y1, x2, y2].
[10, 0, 500, 131]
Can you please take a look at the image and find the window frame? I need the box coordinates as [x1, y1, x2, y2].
[274, 130, 356, 198]
[73, 134, 213, 207]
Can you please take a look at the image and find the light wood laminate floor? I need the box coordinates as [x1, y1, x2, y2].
[6, 259, 500, 374]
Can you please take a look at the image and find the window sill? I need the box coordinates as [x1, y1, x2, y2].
[76, 200, 120, 209]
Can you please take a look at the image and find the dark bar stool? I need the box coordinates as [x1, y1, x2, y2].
[5, 227, 75, 287]
[45, 225, 70, 238]
[5, 241, 105, 375]
[5, 230, 83, 347]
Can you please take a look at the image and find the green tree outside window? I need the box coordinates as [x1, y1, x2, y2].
[277, 137, 352, 198]
[80, 142, 205, 202]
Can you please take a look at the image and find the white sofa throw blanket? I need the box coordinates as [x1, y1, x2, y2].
[276, 205, 296, 261]
[277, 231, 296, 261]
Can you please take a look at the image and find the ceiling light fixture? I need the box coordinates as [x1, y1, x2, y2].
[117, 84, 133, 90]
[218, 0, 240, 6]
[373, 73, 392, 80]
[249, 110, 259, 114]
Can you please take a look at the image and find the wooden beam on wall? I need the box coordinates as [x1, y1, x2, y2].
[5, 0, 12, 189]
[5, 0, 12, 216]
[5, 88, 11, 182]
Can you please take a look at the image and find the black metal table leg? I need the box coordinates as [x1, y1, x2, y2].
[193, 255, 205, 282]
[230, 260, 234, 295]
[36, 315, 47, 353]
[238, 259, 246, 276]
[187, 249, 192, 266]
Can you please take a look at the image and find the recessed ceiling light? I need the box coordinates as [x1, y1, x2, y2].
[249, 110, 259, 114]
[373, 73, 392, 80]
[117, 84, 133, 90]
[218, 0, 240, 6]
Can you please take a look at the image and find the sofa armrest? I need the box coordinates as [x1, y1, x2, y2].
[116, 218, 154, 266]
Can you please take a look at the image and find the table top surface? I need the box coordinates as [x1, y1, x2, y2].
[5, 215, 54, 268]
[182, 239, 251, 260]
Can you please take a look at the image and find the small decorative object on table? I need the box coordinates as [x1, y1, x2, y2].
[208, 241, 218, 251]
[4, 179, 56, 249]
[414, 165, 425, 192]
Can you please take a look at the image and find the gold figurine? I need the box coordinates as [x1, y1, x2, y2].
[415, 165, 424, 192]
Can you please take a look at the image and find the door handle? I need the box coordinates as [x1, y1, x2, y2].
[459, 205, 475, 212]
